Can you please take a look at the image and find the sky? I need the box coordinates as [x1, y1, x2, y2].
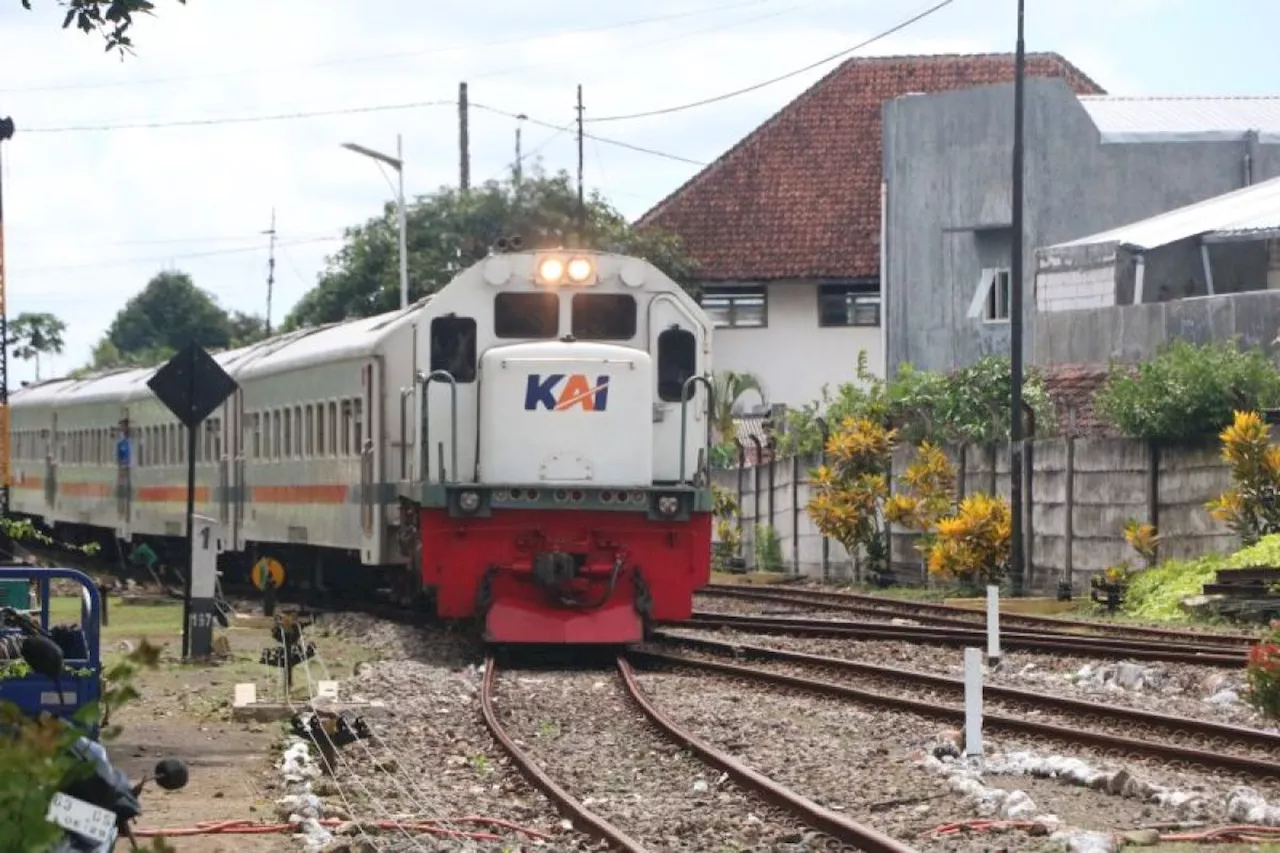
[1, 0, 1278, 385]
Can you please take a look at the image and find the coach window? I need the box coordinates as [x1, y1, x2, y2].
[327, 402, 337, 456]
[314, 406, 325, 458]
[293, 406, 303, 458]
[657, 327, 698, 403]
[251, 413, 261, 460]
[213, 418, 223, 461]
[353, 399, 364, 452]
[272, 411, 282, 461]
[494, 292, 558, 339]
[429, 316, 477, 382]
[341, 400, 353, 456]
[571, 294, 636, 340]
[302, 405, 313, 457]
[283, 409, 293, 459]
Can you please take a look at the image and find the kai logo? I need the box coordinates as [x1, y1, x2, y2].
[524, 374, 610, 412]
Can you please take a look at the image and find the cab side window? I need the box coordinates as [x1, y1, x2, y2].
[429, 316, 477, 383]
[657, 327, 697, 403]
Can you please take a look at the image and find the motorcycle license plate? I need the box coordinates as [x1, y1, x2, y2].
[46, 792, 116, 844]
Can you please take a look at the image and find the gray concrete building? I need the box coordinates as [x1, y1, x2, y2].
[882, 77, 1280, 374]
[1034, 175, 1280, 364]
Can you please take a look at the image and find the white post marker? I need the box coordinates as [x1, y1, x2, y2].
[964, 646, 984, 757]
[188, 514, 221, 658]
[986, 584, 1002, 664]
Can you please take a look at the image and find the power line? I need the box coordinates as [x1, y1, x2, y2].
[10, 230, 340, 247]
[11, 235, 340, 274]
[473, 104, 706, 166]
[585, 0, 959, 123]
[24, 100, 454, 133]
[1, 0, 782, 94]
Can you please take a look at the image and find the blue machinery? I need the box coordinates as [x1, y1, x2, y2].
[0, 566, 103, 735]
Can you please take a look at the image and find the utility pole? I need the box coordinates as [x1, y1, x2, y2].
[514, 114, 526, 187]
[459, 82, 470, 192]
[264, 208, 277, 336]
[1008, 0, 1027, 597]
[0, 115, 13, 539]
[576, 84, 585, 232]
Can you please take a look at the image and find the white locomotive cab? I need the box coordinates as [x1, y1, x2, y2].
[478, 341, 654, 486]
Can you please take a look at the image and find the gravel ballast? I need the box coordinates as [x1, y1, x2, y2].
[495, 666, 853, 851]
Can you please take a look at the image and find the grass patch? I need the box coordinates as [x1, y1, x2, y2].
[47, 594, 182, 642]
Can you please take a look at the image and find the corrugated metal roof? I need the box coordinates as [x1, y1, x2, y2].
[1051, 174, 1280, 251]
[1078, 95, 1280, 143]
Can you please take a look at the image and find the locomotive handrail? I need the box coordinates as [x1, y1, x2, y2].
[678, 374, 714, 486]
[419, 369, 459, 484]
[398, 387, 413, 480]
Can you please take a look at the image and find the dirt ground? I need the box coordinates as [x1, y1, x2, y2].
[60, 592, 380, 853]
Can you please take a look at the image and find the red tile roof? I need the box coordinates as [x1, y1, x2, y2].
[638, 53, 1105, 282]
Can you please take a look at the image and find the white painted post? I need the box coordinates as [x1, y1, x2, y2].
[986, 584, 1001, 664]
[964, 647, 984, 757]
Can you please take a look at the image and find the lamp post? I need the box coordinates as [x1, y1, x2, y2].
[1009, 0, 1027, 597]
[0, 115, 14, 531]
[342, 135, 408, 310]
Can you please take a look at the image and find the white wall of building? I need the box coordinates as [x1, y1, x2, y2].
[709, 281, 884, 409]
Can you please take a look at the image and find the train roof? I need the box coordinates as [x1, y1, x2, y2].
[10, 297, 432, 410]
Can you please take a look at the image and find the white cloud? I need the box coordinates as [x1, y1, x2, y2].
[0, 0, 1269, 383]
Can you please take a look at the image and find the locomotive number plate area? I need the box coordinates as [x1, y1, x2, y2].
[47, 792, 116, 844]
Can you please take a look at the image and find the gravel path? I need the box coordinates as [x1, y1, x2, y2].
[289, 615, 592, 851]
[665, 624, 1276, 732]
[495, 665, 854, 851]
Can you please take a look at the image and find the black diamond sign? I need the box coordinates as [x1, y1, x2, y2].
[148, 341, 238, 429]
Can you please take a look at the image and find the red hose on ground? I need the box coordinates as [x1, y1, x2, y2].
[132, 815, 555, 842]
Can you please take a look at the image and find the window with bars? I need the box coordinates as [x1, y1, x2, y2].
[699, 286, 766, 328]
[818, 281, 880, 327]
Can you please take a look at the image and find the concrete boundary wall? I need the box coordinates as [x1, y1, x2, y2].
[712, 437, 1236, 592]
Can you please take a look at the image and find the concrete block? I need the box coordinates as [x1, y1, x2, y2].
[1073, 438, 1150, 473]
[233, 683, 257, 707]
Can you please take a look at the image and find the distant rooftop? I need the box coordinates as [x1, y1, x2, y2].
[1078, 95, 1280, 143]
[1051, 173, 1280, 251]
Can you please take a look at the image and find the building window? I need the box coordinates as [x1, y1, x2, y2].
[818, 281, 880, 327]
[700, 286, 766, 328]
[969, 268, 1012, 323]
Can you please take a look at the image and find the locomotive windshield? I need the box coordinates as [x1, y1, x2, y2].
[494, 292, 559, 338]
[570, 294, 636, 340]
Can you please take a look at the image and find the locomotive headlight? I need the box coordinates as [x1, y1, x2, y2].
[458, 491, 481, 513]
[537, 257, 565, 284]
[566, 257, 594, 283]
[657, 495, 679, 516]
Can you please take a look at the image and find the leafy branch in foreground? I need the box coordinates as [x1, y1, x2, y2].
[20, 0, 187, 54]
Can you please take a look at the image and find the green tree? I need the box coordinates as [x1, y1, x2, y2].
[284, 164, 697, 330]
[19, 0, 186, 53]
[83, 270, 267, 372]
[9, 312, 66, 380]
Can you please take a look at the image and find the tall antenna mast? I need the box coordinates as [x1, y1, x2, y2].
[575, 84, 585, 232]
[264, 208, 277, 336]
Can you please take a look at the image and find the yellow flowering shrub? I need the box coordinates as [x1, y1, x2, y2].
[1206, 410, 1280, 545]
[807, 416, 896, 580]
[925, 492, 1012, 586]
[884, 442, 957, 560]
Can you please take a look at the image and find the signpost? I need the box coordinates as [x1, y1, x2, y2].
[147, 342, 237, 659]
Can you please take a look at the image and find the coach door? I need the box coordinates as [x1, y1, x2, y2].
[648, 295, 708, 484]
[116, 407, 132, 528]
[44, 415, 57, 509]
[223, 389, 246, 550]
[358, 360, 384, 563]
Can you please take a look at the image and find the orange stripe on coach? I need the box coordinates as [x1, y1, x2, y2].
[250, 484, 349, 504]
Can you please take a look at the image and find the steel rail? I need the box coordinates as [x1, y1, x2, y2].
[702, 584, 1254, 647]
[677, 613, 1246, 667]
[616, 656, 918, 853]
[654, 631, 1280, 753]
[479, 657, 651, 853]
[629, 649, 1280, 780]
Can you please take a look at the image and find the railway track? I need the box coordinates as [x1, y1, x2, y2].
[679, 612, 1249, 667]
[480, 655, 917, 853]
[700, 584, 1255, 647]
[651, 631, 1280, 777]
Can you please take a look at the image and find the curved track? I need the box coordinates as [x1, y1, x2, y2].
[480, 655, 919, 853]
[700, 584, 1254, 646]
[678, 611, 1248, 667]
[632, 643, 1280, 781]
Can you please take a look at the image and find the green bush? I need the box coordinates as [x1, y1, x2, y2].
[778, 354, 1057, 456]
[754, 525, 784, 573]
[1095, 339, 1280, 442]
[1121, 554, 1223, 622]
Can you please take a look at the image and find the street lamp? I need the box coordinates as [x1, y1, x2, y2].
[342, 134, 408, 310]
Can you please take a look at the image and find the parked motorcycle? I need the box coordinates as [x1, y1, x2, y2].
[15, 632, 190, 851]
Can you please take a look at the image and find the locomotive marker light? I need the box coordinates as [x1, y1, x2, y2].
[146, 341, 239, 660]
[566, 257, 593, 283]
[656, 495, 679, 516]
[458, 490, 481, 513]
